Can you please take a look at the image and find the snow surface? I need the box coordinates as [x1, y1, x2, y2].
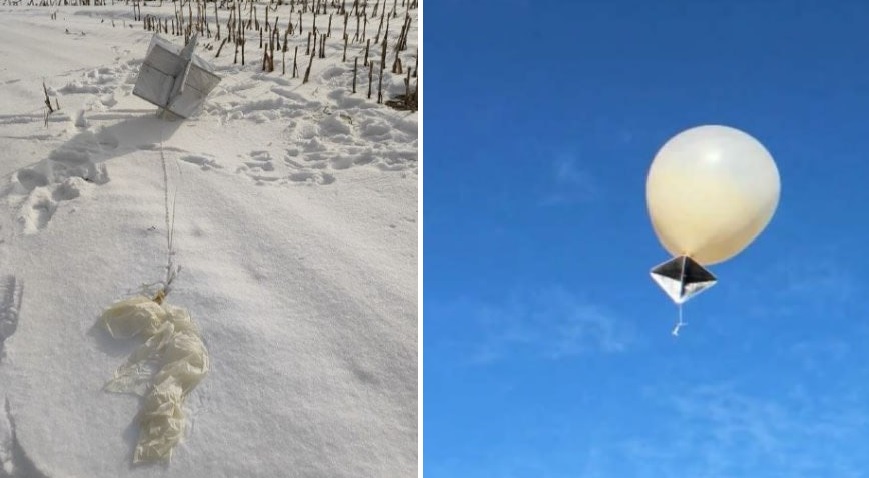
[0, 2, 418, 477]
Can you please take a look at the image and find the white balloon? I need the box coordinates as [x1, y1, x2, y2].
[646, 125, 780, 266]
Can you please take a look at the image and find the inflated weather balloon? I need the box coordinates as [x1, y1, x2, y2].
[646, 125, 780, 335]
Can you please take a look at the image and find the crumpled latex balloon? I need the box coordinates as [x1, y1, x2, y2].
[100, 295, 209, 463]
[646, 125, 781, 265]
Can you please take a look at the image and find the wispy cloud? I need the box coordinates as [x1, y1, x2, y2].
[752, 255, 856, 317]
[607, 381, 869, 478]
[699, 243, 863, 340]
[782, 338, 851, 376]
[539, 154, 599, 206]
[619, 130, 634, 144]
[431, 286, 633, 365]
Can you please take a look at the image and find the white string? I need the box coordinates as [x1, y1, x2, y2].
[672, 303, 686, 337]
[158, 117, 181, 295]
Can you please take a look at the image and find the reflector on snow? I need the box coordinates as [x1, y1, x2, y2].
[133, 34, 221, 119]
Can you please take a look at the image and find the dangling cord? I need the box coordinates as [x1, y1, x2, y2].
[672, 303, 686, 336]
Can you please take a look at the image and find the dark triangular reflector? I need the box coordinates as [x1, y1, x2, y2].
[650, 255, 717, 305]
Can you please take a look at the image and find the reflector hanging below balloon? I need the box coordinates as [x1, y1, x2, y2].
[650, 255, 717, 305]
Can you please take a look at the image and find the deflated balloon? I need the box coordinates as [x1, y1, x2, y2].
[646, 125, 780, 265]
[101, 296, 209, 463]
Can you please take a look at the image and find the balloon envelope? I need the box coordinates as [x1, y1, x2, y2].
[646, 125, 780, 265]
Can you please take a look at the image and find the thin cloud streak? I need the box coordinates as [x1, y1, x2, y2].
[599, 382, 869, 478]
[431, 286, 634, 365]
[539, 154, 600, 206]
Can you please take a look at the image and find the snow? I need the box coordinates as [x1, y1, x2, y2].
[0, 1, 418, 476]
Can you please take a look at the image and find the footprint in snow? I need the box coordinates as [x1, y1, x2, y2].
[288, 171, 336, 185]
[244, 150, 275, 171]
[0, 275, 23, 361]
[8, 127, 113, 233]
[179, 154, 222, 171]
[235, 150, 280, 184]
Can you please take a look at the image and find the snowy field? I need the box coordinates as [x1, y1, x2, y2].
[0, 1, 418, 476]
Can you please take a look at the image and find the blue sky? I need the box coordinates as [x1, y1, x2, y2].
[424, 1, 869, 476]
